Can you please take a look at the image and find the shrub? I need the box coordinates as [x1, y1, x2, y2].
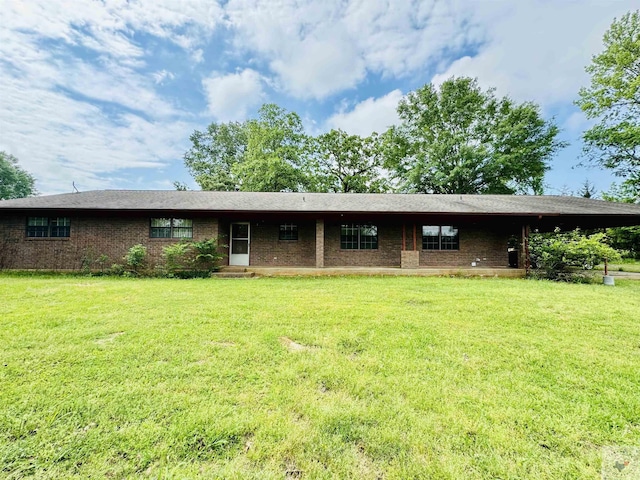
[124, 244, 147, 274]
[529, 228, 621, 281]
[605, 226, 640, 259]
[109, 263, 125, 276]
[161, 238, 225, 278]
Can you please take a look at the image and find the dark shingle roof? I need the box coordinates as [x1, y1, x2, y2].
[0, 190, 639, 218]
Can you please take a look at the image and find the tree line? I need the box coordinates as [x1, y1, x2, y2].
[183, 77, 565, 195]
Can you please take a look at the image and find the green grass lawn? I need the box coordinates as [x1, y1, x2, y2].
[596, 259, 640, 273]
[1, 275, 639, 479]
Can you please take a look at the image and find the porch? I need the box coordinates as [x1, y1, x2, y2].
[218, 266, 526, 278]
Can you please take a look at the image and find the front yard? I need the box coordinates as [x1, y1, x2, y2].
[1, 275, 639, 478]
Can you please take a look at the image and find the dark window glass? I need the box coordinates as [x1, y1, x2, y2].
[231, 223, 249, 239]
[27, 217, 70, 238]
[150, 218, 192, 238]
[171, 218, 193, 238]
[279, 224, 298, 240]
[422, 225, 459, 250]
[440, 226, 459, 250]
[359, 225, 378, 249]
[341, 223, 378, 250]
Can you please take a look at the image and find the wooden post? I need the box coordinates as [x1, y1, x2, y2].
[523, 224, 530, 274]
[412, 224, 417, 251]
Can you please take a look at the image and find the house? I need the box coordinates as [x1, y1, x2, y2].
[0, 190, 639, 272]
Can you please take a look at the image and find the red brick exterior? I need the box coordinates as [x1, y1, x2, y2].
[0, 214, 218, 270]
[323, 222, 403, 267]
[0, 214, 517, 270]
[418, 226, 513, 268]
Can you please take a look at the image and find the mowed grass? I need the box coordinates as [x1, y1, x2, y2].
[1, 276, 639, 479]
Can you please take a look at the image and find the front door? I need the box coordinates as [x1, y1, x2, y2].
[229, 222, 250, 266]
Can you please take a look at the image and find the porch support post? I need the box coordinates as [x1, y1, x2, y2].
[316, 219, 324, 268]
[522, 224, 530, 274]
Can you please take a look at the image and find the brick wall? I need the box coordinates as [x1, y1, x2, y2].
[0, 214, 517, 270]
[418, 225, 512, 268]
[248, 220, 316, 267]
[0, 215, 218, 270]
[324, 222, 403, 267]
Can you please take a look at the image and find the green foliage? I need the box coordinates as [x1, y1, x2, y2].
[385, 77, 566, 194]
[308, 129, 390, 193]
[529, 228, 621, 281]
[124, 244, 147, 273]
[109, 263, 125, 276]
[577, 10, 640, 192]
[605, 226, 640, 259]
[162, 238, 224, 277]
[0, 151, 37, 200]
[184, 104, 309, 192]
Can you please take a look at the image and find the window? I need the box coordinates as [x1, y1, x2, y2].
[422, 225, 459, 250]
[150, 218, 193, 238]
[279, 223, 298, 240]
[27, 217, 70, 238]
[341, 223, 378, 250]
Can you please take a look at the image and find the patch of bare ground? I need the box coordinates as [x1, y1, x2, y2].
[279, 337, 311, 352]
[94, 331, 124, 345]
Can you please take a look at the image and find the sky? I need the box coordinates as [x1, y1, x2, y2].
[0, 0, 635, 197]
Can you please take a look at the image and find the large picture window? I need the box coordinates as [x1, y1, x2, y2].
[422, 225, 459, 250]
[150, 218, 193, 238]
[27, 217, 70, 238]
[341, 223, 378, 250]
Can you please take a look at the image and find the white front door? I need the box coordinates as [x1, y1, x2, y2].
[229, 222, 250, 266]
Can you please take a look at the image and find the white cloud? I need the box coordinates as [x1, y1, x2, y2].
[431, 1, 635, 108]
[0, 74, 196, 194]
[326, 90, 403, 136]
[202, 69, 265, 121]
[225, 0, 478, 99]
[152, 69, 175, 85]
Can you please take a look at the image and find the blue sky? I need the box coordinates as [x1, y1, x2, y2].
[0, 0, 635, 196]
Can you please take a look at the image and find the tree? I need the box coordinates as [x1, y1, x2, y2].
[184, 121, 247, 191]
[384, 77, 566, 194]
[0, 151, 37, 200]
[578, 179, 597, 198]
[183, 104, 310, 192]
[309, 129, 390, 193]
[602, 182, 640, 259]
[233, 104, 310, 192]
[576, 11, 640, 196]
[529, 228, 621, 281]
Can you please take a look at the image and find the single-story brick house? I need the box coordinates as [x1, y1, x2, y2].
[0, 190, 639, 271]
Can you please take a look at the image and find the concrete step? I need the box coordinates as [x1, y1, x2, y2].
[210, 271, 255, 279]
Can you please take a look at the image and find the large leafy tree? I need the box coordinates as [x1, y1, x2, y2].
[309, 129, 389, 193]
[234, 104, 310, 192]
[183, 104, 309, 192]
[0, 151, 37, 200]
[184, 121, 247, 191]
[384, 77, 566, 194]
[577, 11, 640, 198]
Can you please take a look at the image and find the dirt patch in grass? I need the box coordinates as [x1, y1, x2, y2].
[94, 331, 125, 345]
[279, 337, 310, 352]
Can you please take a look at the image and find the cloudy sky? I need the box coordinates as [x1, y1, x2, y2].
[0, 0, 634, 196]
